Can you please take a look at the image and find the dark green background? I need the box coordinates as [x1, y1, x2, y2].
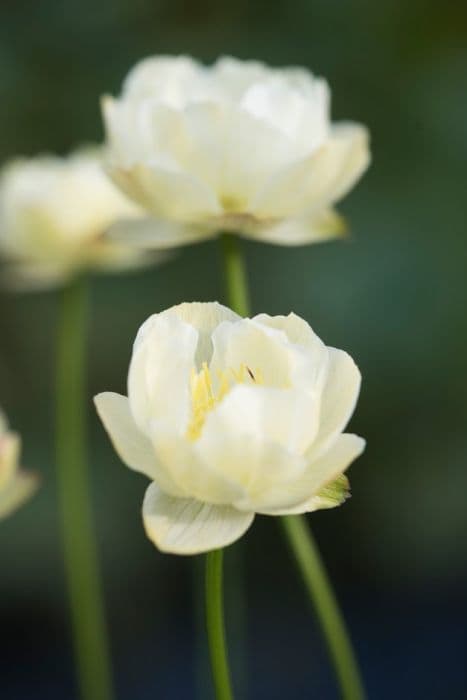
[1, 1, 466, 698]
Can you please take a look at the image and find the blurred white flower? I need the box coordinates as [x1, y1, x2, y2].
[95, 302, 365, 554]
[0, 409, 38, 520]
[0, 147, 166, 290]
[103, 55, 370, 249]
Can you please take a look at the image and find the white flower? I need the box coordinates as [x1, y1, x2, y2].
[102, 55, 370, 249]
[0, 410, 38, 520]
[0, 147, 166, 290]
[95, 302, 365, 555]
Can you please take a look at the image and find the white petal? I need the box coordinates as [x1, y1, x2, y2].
[109, 162, 221, 221]
[249, 123, 370, 218]
[93, 392, 182, 495]
[210, 317, 328, 396]
[257, 433, 365, 514]
[0, 432, 20, 489]
[134, 301, 240, 364]
[122, 55, 206, 106]
[107, 217, 214, 249]
[142, 482, 254, 554]
[310, 348, 362, 459]
[243, 209, 346, 246]
[0, 470, 38, 520]
[253, 312, 326, 353]
[177, 102, 298, 211]
[202, 384, 320, 455]
[151, 429, 246, 504]
[128, 314, 197, 433]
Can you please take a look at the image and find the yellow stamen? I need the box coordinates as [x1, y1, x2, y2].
[187, 362, 262, 441]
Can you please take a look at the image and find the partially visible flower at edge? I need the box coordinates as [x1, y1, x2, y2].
[0, 409, 38, 520]
[102, 55, 370, 250]
[95, 301, 365, 555]
[0, 146, 169, 291]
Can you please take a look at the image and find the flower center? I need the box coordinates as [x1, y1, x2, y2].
[187, 362, 263, 441]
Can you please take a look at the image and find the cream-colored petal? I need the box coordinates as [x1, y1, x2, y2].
[0, 432, 20, 488]
[249, 123, 369, 218]
[110, 162, 221, 221]
[242, 209, 347, 246]
[196, 409, 307, 511]
[310, 348, 362, 459]
[93, 392, 182, 496]
[0, 470, 38, 520]
[177, 102, 299, 210]
[201, 385, 320, 456]
[253, 312, 326, 353]
[128, 313, 197, 433]
[122, 55, 207, 105]
[107, 217, 214, 249]
[134, 301, 240, 366]
[210, 316, 327, 396]
[210, 318, 303, 389]
[256, 433, 365, 514]
[151, 429, 246, 504]
[142, 482, 254, 554]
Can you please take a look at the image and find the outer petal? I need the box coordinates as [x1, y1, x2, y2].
[256, 433, 365, 514]
[128, 313, 197, 433]
[0, 432, 21, 488]
[142, 482, 254, 554]
[0, 471, 38, 520]
[108, 162, 221, 221]
[249, 123, 370, 218]
[242, 209, 347, 246]
[151, 429, 246, 504]
[309, 348, 362, 459]
[107, 217, 214, 249]
[94, 392, 182, 496]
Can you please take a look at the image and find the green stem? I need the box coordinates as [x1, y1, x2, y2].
[205, 549, 234, 700]
[55, 277, 114, 700]
[220, 233, 250, 316]
[219, 232, 365, 700]
[281, 516, 366, 700]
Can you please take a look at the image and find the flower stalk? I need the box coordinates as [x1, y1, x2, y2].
[281, 515, 366, 700]
[205, 549, 234, 700]
[55, 277, 114, 700]
[220, 232, 365, 700]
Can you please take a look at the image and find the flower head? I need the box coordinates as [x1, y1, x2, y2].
[103, 55, 370, 248]
[0, 147, 166, 290]
[95, 302, 365, 554]
[0, 410, 38, 520]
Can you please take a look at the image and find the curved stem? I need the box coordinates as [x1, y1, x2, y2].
[205, 549, 234, 700]
[219, 232, 365, 700]
[56, 277, 114, 700]
[281, 516, 366, 700]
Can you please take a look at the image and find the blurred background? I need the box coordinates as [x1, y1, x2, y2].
[1, 0, 466, 698]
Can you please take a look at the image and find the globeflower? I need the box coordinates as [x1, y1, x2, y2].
[0, 410, 38, 519]
[102, 55, 370, 248]
[95, 302, 365, 554]
[0, 147, 163, 290]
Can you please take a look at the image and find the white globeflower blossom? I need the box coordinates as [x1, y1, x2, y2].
[0, 147, 165, 290]
[0, 410, 38, 520]
[102, 55, 370, 248]
[95, 302, 365, 555]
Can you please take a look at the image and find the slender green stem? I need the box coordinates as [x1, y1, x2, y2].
[281, 516, 366, 700]
[205, 549, 234, 700]
[55, 277, 114, 700]
[219, 232, 365, 700]
[220, 233, 250, 316]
